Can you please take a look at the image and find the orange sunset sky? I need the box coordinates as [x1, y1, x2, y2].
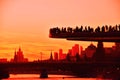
[0, 0, 120, 61]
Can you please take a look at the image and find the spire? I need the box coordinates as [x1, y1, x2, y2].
[50, 51, 53, 61]
[19, 46, 21, 51]
[14, 48, 17, 62]
[14, 48, 16, 55]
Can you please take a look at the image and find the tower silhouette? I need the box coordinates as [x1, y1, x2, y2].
[92, 41, 105, 62]
[17, 47, 24, 62]
[13, 47, 28, 62]
[14, 49, 17, 62]
[50, 52, 53, 61]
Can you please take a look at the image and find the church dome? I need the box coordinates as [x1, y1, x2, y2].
[87, 43, 96, 49]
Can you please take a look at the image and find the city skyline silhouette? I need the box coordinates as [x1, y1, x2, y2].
[0, 0, 120, 61]
[1, 0, 120, 79]
[0, 42, 119, 62]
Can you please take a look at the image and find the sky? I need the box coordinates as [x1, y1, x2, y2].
[0, 0, 120, 61]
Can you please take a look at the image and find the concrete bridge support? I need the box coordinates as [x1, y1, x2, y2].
[93, 41, 105, 62]
[40, 68, 48, 78]
[0, 67, 9, 79]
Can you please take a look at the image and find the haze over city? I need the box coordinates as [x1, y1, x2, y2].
[0, 0, 120, 61]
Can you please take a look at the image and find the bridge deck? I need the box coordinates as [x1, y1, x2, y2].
[0, 62, 120, 74]
[49, 32, 120, 42]
[0, 62, 120, 78]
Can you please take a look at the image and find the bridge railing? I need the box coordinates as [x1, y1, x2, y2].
[49, 25, 120, 38]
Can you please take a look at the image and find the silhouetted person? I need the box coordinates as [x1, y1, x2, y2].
[118, 24, 120, 31]
[102, 26, 105, 32]
[62, 27, 64, 32]
[75, 26, 79, 32]
[95, 26, 100, 32]
[67, 27, 72, 33]
[79, 25, 83, 32]
[63, 28, 66, 33]
[109, 25, 112, 32]
[88, 26, 91, 32]
[115, 24, 118, 32]
[84, 26, 88, 32]
[105, 25, 108, 32]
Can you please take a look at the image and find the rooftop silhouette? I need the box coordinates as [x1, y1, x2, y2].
[11, 47, 28, 63]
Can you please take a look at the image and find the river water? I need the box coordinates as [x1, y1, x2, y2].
[2, 74, 111, 80]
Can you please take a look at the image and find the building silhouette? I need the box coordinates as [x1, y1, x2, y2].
[84, 43, 96, 58]
[53, 44, 83, 61]
[79, 46, 83, 55]
[11, 47, 28, 62]
[72, 45, 77, 56]
[16, 47, 24, 62]
[68, 49, 72, 55]
[52, 43, 120, 62]
[54, 52, 58, 61]
[75, 52, 81, 62]
[66, 53, 71, 61]
[74, 44, 79, 55]
[71, 44, 83, 56]
[59, 49, 63, 60]
[115, 42, 120, 50]
[0, 58, 7, 63]
[92, 42, 105, 62]
[14, 50, 17, 62]
[112, 42, 120, 61]
[59, 49, 66, 60]
[52, 42, 120, 62]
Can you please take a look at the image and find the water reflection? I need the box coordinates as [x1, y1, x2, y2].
[2, 74, 110, 80]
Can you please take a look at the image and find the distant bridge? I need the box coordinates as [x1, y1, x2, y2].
[1, 62, 120, 77]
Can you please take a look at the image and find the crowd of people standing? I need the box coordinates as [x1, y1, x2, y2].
[50, 24, 120, 35]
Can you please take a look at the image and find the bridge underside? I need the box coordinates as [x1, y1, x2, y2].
[1, 62, 120, 78]
[67, 37, 120, 42]
[1, 62, 120, 71]
[49, 32, 120, 42]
